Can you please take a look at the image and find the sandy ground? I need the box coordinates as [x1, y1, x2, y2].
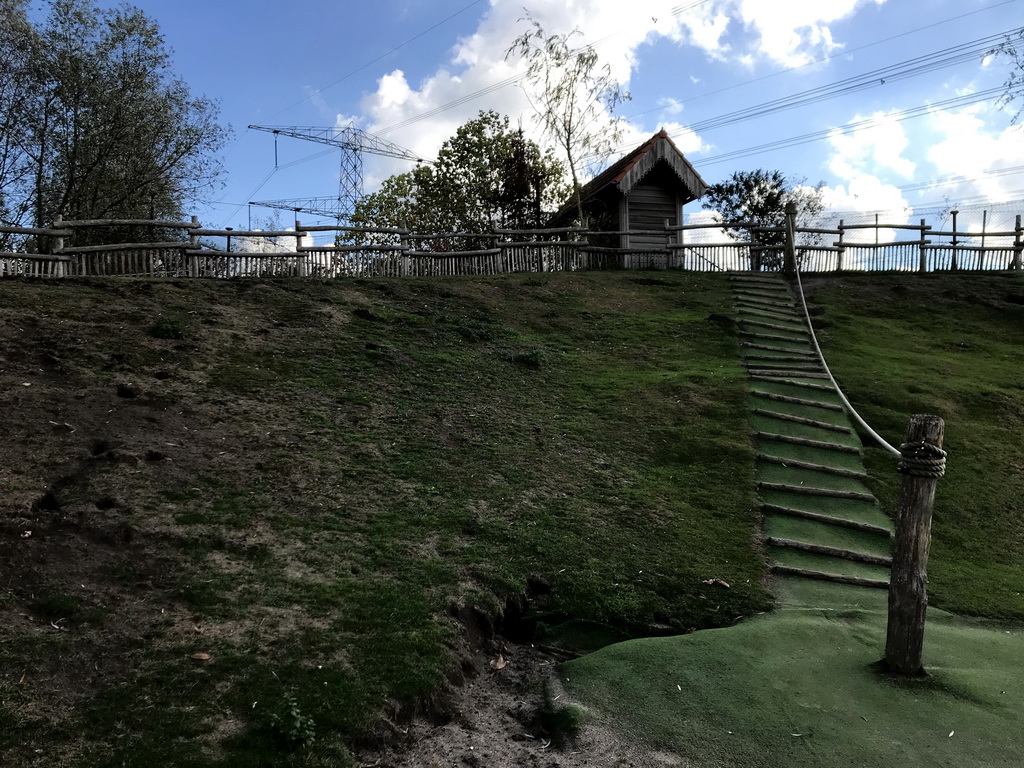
[356, 633, 692, 768]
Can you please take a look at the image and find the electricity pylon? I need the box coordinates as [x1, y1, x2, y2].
[248, 125, 424, 221]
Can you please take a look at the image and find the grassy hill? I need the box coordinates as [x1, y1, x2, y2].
[1, 270, 1022, 766]
[0, 272, 771, 766]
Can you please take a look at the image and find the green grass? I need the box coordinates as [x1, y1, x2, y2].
[4, 271, 1024, 765]
[810, 273, 1024, 620]
[0, 272, 771, 765]
[564, 579, 1024, 767]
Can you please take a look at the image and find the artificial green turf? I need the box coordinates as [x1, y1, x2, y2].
[564, 580, 1024, 767]
[763, 515, 892, 557]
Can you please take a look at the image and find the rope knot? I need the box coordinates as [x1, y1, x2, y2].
[898, 441, 947, 478]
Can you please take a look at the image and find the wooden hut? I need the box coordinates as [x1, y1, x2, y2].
[551, 130, 707, 249]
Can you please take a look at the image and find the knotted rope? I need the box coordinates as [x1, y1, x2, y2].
[898, 440, 947, 478]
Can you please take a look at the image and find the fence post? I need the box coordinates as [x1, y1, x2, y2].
[950, 210, 959, 271]
[664, 217, 673, 268]
[979, 210, 987, 271]
[836, 219, 845, 272]
[189, 216, 200, 278]
[295, 220, 307, 277]
[918, 219, 927, 273]
[1013, 215, 1022, 271]
[783, 201, 797, 276]
[53, 214, 66, 278]
[399, 221, 411, 278]
[885, 414, 946, 675]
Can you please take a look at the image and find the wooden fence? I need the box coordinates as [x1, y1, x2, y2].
[2, 212, 1022, 279]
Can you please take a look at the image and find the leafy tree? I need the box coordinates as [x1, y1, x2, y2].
[346, 111, 566, 248]
[506, 15, 630, 224]
[1, 0, 228, 247]
[702, 169, 825, 269]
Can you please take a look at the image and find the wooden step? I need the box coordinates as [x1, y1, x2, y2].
[756, 432, 861, 454]
[758, 482, 875, 503]
[758, 453, 866, 479]
[751, 391, 844, 411]
[741, 342, 815, 355]
[765, 537, 892, 567]
[740, 330, 813, 345]
[734, 291, 792, 303]
[748, 369, 829, 379]
[744, 361, 823, 372]
[737, 307, 803, 324]
[751, 409, 850, 432]
[739, 318, 809, 335]
[762, 503, 891, 536]
[729, 274, 784, 283]
[770, 564, 889, 589]
[749, 375, 833, 392]
[734, 298, 797, 312]
[737, 282, 790, 294]
[744, 356, 822, 366]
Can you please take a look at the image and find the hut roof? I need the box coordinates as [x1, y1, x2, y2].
[551, 130, 708, 223]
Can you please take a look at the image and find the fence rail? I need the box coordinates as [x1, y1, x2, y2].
[2, 212, 1022, 279]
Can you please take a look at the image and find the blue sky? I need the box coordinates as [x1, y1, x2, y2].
[98, 0, 1024, 235]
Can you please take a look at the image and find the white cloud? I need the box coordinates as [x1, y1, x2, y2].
[729, 0, 885, 67]
[658, 96, 683, 116]
[924, 105, 1024, 205]
[354, 0, 895, 191]
[828, 111, 915, 181]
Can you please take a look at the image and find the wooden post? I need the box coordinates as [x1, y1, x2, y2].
[979, 210, 987, 270]
[749, 231, 761, 272]
[664, 217, 673, 269]
[918, 219, 927, 273]
[1013, 215, 1022, 271]
[836, 219, 845, 272]
[783, 201, 797, 276]
[295, 219, 307, 277]
[399, 221, 411, 278]
[885, 414, 946, 675]
[189, 216, 200, 278]
[53, 214, 66, 278]
[950, 210, 959, 271]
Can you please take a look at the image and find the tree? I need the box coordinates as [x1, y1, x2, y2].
[701, 169, 825, 269]
[0, 1, 37, 248]
[992, 29, 1024, 124]
[506, 16, 630, 225]
[346, 111, 566, 248]
[1, 0, 228, 247]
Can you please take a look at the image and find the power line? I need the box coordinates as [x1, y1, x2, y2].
[899, 165, 1024, 192]
[267, 0, 486, 119]
[375, 0, 1019, 147]
[694, 86, 1019, 166]
[622, 0, 1020, 125]
[657, 27, 1021, 145]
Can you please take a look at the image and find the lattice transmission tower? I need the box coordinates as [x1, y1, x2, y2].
[248, 125, 424, 221]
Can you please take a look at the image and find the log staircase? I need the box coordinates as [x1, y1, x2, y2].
[731, 273, 893, 592]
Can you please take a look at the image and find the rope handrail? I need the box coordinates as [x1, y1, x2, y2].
[792, 262, 901, 457]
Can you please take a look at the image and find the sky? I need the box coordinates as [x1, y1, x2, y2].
[76, 0, 1024, 239]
